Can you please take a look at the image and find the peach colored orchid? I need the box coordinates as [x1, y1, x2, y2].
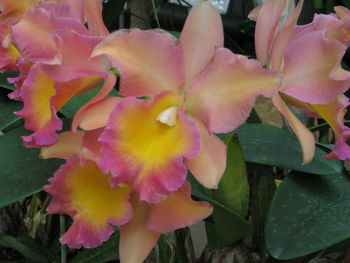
[84, 1, 280, 203]
[42, 130, 213, 262]
[251, 0, 350, 163]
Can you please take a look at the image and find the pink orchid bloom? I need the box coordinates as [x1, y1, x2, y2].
[7, 1, 113, 147]
[86, 1, 280, 203]
[42, 131, 213, 262]
[251, 0, 350, 163]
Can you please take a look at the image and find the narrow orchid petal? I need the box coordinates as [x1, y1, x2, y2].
[255, 0, 287, 66]
[248, 5, 262, 21]
[120, 196, 160, 263]
[40, 1, 85, 22]
[11, 7, 87, 64]
[42, 30, 107, 82]
[99, 91, 200, 203]
[270, 0, 304, 71]
[77, 97, 122, 131]
[281, 31, 350, 104]
[72, 72, 116, 131]
[185, 117, 226, 189]
[45, 155, 132, 249]
[15, 63, 62, 147]
[179, 1, 223, 84]
[41, 131, 84, 159]
[83, 0, 109, 36]
[0, 22, 20, 72]
[92, 29, 185, 97]
[187, 48, 280, 133]
[56, 0, 85, 22]
[81, 128, 104, 160]
[308, 95, 350, 161]
[148, 181, 213, 233]
[272, 93, 315, 164]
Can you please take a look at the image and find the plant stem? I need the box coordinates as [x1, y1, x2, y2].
[60, 215, 67, 263]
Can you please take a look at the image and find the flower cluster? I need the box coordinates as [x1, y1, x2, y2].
[3, 0, 350, 262]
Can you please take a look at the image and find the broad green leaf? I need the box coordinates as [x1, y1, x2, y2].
[0, 90, 21, 131]
[236, 124, 342, 175]
[0, 72, 17, 90]
[71, 231, 119, 263]
[189, 175, 252, 248]
[265, 173, 350, 259]
[0, 127, 64, 208]
[0, 235, 49, 263]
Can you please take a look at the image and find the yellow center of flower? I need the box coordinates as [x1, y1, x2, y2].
[156, 106, 178, 127]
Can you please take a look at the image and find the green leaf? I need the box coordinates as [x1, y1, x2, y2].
[189, 175, 252, 248]
[265, 173, 350, 259]
[0, 90, 22, 131]
[0, 72, 17, 90]
[0, 127, 64, 208]
[0, 235, 49, 263]
[71, 232, 119, 263]
[236, 124, 342, 175]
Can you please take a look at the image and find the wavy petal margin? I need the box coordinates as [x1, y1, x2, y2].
[92, 29, 185, 97]
[179, 0, 223, 84]
[187, 48, 280, 133]
[281, 31, 350, 104]
[309, 95, 350, 161]
[45, 155, 132, 248]
[99, 91, 200, 203]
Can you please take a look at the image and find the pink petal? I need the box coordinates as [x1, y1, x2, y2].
[83, 0, 109, 36]
[8, 60, 32, 100]
[99, 91, 200, 203]
[179, 1, 223, 84]
[281, 31, 350, 104]
[42, 30, 107, 82]
[120, 195, 160, 263]
[11, 7, 87, 64]
[0, 22, 20, 72]
[72, 72, 116, 131]
[272, 93, 315, 164]
[45, 155, 133, 248]
[254, 0, 287, 66]
[147, 181, 213, 233]
[92, 29, 185, 97]
[41, 131, 84, 159]
[308, 95, 350, 161]
[187, 48, 280, 133]
[185, 117, 226, 189]
[270, 0, 304, 70]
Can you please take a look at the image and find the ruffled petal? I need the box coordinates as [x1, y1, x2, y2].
[254, 0, 287, 66]
[11, 7, 87, 64]
[92, 29, 185, 97]
[187, 48, 280, 133]
[15, 63, 62, 147]
[120, 195, 160, 263]
[8, 60, 32, 100]
[45, 155, 132, 248]
[147, 181, 213, 233]
[99, 91, 200, 203]
[185, 117, 226, 189]
[308, 95, 350, 161]
[42, 30, 107, 82]
[272, 93, 315, 164]
[0, 22, 20, 72]
[179, 1, 223, 84]
[41, 130, 84, 159]
[0, 0, 37, 22]
[281, 31, 350, 104]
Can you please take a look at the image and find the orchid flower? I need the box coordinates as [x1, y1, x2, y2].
[83, 1, 280, 203]
[42, 130, 213, 262]
[6, 1, 113, 147]
[251, 0, 350, 163]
